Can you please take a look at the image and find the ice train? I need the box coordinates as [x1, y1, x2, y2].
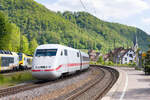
[32, 44, 89, 80]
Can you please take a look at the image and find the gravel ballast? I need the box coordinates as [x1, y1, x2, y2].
[1, 68, 99, 100]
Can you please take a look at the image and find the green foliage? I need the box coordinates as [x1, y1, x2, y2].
[0, 11, 20, 52]
[0, 0, 149, 54]
[0, 72, 35, 86]
[29, 38, 38, 54]
[107, 61, 114, 66]
[20, 35, 29, 54]
[97, 56, 104, 64]
[97, 56, 114, 66]
[144, 50, 150, 74]
[128, 62, 136, 67]
[0, 74, 4, 83]
[89, 61, 97, 65]
[62, 11, 150, 52]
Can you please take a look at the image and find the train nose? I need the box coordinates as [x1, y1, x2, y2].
[31, 57, 61, 80]
[32, 70, 61, 80]
[32, 57, 55, 67]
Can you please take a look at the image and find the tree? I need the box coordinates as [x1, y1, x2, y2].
[8, 23, 20, 52]
[144, 50, 150, 74]
[0, 11, 9, 50]
[0, 11, 20, 52]
[20, 35, 29, 54]
[29, 38, 38, 54]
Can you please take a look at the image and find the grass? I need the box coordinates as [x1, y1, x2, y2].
[0, 72, 35, 87]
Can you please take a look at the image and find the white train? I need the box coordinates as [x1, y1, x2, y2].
[32, 44, 89, 80]
[0, 50, 19, 72]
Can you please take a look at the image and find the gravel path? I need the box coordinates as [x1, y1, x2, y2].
[0, 68, 97, 100]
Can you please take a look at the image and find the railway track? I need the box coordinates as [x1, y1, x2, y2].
[0, 65, 119, 100]
[0, 68, 91, 98]
[55, 65, 119, 100]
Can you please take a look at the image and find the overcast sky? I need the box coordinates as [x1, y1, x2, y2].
[35, 0, 150, 35]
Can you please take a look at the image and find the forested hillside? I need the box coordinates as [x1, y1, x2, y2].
[0, 0, 149, 54]
[61, 11, 150, 51]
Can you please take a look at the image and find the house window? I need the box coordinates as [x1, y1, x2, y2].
[129, 54, 133, 58]
[125, 58, 127, 61]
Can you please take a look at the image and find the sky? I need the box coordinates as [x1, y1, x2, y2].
[35, 0, 150, 35]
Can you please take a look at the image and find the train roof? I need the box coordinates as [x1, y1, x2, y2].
[0, 50, 12, 55]
[0, 50, 18, 56]
[36, 44, 89, 57]
[18, 53, 33, 57]
[36, 44, 80, 52]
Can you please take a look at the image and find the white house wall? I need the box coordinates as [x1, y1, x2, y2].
[122, 50, 136, 64]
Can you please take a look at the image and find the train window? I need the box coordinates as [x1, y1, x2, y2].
[10, 57, 14, 63]
[1, 57, 14, 67]
[61, 51, 63, 56]
[77, 52, 79, 57]
[27, 58, 32, 64]
[35, 49, 57, 57]
[1, 57, 9, 67]
[82, 56, 89, 61]
[0, 50, 2, 54]
[64, 49, 68, 56]
[0, 50, 4, 54]
[19, 55, 22, 61]
[5, 51, 9, 54]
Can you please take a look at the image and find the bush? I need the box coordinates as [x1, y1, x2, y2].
[105, 61, 114, 66]
[97, 56, 105, 65]
[144, 50, 150, 74]
[89, 61, 96, 65]
[144, 65, 150, 74]
[128, 62, 136, 67]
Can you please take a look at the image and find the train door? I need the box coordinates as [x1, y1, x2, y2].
[59, 49, 68, 73]
[64, 49, 69, 72]
[24, 58, 26, 67]
[79, 51, 82, 70]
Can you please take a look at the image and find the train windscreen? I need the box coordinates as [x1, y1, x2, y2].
[18, 53, 22, 61]
[35, 49, 57, 57]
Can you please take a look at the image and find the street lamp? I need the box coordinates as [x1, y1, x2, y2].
[138, 50, 142, 68]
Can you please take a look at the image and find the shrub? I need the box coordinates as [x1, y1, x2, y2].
[105, 61, 114, 66]
[97, 56, 105, 65]
[144, 50, 150, 74]
[89, 61, 96, 65]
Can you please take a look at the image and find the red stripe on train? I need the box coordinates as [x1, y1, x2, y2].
[32, 62, 89, 72]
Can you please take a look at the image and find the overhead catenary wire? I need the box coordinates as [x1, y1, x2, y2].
[79, 0, 98, 49]
[79, 0, 87, 11]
